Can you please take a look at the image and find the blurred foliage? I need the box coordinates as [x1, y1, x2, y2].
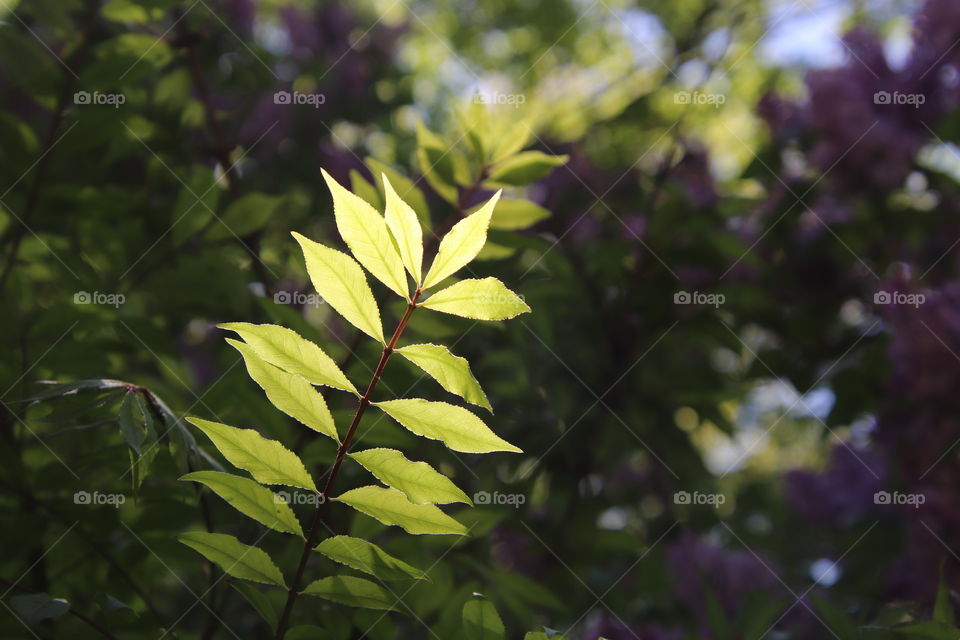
[3, 0, 960, 638]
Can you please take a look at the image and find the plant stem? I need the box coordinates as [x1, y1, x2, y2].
[273, 288, 422, 640]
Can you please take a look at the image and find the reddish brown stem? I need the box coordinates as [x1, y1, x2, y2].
[273, 288, 422, 639]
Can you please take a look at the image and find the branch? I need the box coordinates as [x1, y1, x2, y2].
[273, 288, 423, 640]
[0, 577, 118, 639]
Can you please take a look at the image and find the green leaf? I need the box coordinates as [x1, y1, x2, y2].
[421, 191, 501, 290]
[178, 531, 286, 587]
[375, 398, 521, 454]
[303, 576, 397, 611]
[231, 581, 278, 631]
[227, 338, 338, 441]
[180, 471, 304, 537]
[315, 535, 426, 580]
[463, 596, 505, 640]
[322, 169, 408, 299]
[351, 169, 383, 210]
[293, 232, 385, 343]
[812, 597, 857, 640]
[335, 485, 467, 535]
[8, 594, 69, 622]
[421, 277, 531, 320]
[187, 417, 317, 491]
[218, 323, 356, 394]
[487, 151, 568, 186]
[415, 121, 458, 203]
[367, 158, 431, 226]
[935, 562, 955, 625]
[396, 343, 491, 411]
[118, 390, 146, 454]
[208, 192, 283, 240]
[383, 174, 424, 284]
[487, 199, 550, 231]
[350, 448, 472, 505]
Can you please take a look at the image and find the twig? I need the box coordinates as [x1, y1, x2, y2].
[273, 288, 423, 639]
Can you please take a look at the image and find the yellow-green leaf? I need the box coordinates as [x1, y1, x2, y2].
[396, 343, 491, 411]
[315, 535, 426, 580]
[303, 576, 396, 610]
[421, 191, 501, 290]
[180, 471, 303, 537]
[178, 531, 286, 587]
[350, 448, 471, 505]
[487, 198, 550, 231]
[487, 151, 568, 186]
[374, 399, 521, 454]
[218, 322, 356, 394]
[421, 277, 530, 321]
[321, 169, 408, 299]
[382, 174, 424, 284]
[227, 338, 338, 441]
[292, 232, 385, 344]
[187, 417, 317, 491]
[335, 485, 467, 535]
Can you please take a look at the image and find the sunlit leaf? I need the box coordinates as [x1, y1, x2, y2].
[303, 576, 397, 611]
[315, 535, 426, 580]
[187, 417, 317, 491]
[227, 338, 338, 441]
[396, 343, 491, 411]
[375, 399, 521, 454]
[421, 277, 530, 320]
[293, 232, 385, 343]
[322, 169, 408, 299]
[178, 532, 286, 587]
[219, 322, 356, 394]
[350, 448, 472, 505]
[383, 174, 424, 284]
[180, 471, 304, 537]
[421, 191, 501, 290]
[335, 485, 467, 535]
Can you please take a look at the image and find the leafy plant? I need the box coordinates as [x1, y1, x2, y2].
[178, 170, 530, 638]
